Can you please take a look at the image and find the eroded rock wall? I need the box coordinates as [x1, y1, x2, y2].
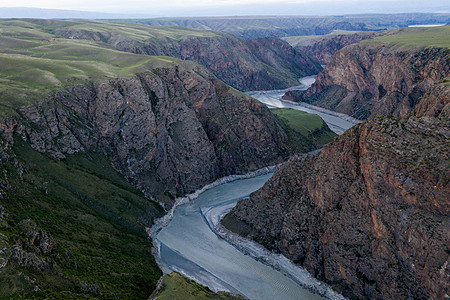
[302, 44, 449, 119]
[228, 116, 449, 299]
[1, 64, 290, 206]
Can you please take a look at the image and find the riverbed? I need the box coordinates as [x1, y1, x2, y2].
[153, 77, 356, 299]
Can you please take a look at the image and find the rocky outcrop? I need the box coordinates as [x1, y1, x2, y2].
[414, 82, 450, 118]
[1, 63, 295, 206]
[281, 90, 304, 102]
[56, 28, 321, 91]
[302, 42, 450, 119]
[295, 32, 378, 64]
[245, 37, 322, 79]
[227, 115, 449, 299]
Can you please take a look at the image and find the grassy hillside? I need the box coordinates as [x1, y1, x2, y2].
[0, 19, 195, 117]
[365, 26, 450, 49]
[0, 19, 219, 42]
[282, 30, 361, 47]
[0, 139, 164, 298]
[129, 13, 450, 39]
[155, 272, 246, 300]
[272, 108, 337, 148]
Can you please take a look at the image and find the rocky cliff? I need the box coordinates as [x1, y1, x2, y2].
[0, 18, 333, 298]
[226, 115, 449, 299]
[54, 21, 322, 91]
[301, 28, 450, 119]
[1, 63, 298, 207]
[294, 32, 379, 64]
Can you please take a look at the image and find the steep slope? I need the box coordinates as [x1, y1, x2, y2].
[0, 21, 333, 206]
[293, 31, 379, 64]
[0, 21, 336, 298]
[301, 27, 450, 119]
[2, 19, 321, 91]
[0, 139, 164, 298]
[2, 65, 292, 206]
[226, 115, 449, 299]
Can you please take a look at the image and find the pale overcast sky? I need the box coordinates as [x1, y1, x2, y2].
[0, 0, 448, 16]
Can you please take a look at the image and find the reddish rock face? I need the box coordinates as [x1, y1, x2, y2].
[302, 43, 449, 120]
[1, 63, 292, 206]
[228, 115, 449, 299]
[295, 32, 378, 64]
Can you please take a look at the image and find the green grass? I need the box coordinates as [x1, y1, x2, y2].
[272, 108, 324, 135]
[0, 19, 201, 117]
[156, 272, 246, 300]
[282, 30, 362, 47]
[365, 26, 450, 49]
[272, 108, 337, 146]
[0, 139, 164, 298]
[0, 19, 219, 42]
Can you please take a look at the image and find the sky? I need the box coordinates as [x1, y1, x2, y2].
[0, 0, 449, 17]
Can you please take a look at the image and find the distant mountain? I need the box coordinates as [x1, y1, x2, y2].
[132, 13, 450, 39]
[0, 7, 150, 19]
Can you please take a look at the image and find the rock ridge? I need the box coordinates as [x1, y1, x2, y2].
[1, 63, 294, 206]
[227, 115, 449, 299]
[301, 42, 449, 119]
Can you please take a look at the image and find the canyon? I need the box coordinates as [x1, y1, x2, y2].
[298, 27, 450, 119]
[0, 17, 448, 300]
[226, 26, 449, 300]
[0, 19, 335, 298]
[227, 115, 449, 299]
[53, 20, 322, 91]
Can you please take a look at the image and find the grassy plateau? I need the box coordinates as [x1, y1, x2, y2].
[364, 26, 450, 49]
[0, 19, 202, 117]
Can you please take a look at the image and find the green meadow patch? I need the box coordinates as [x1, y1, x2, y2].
[365, 26, 450, 49]
[272, 108, 337, 148]
[0, 20, 195, 117]
[156, 272, 246, 300]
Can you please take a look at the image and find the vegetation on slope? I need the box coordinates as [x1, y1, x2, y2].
[0, 19, 219, 42]
[155, 272, 246, 300]
[0, 18, 336, 299]
[282, 30, 362, 47]
[128, 13, 450, 39]
[0, 139, 164, 298]
[365, 26, 450, 49]
[272, 108, 337, 148]
[0, 20, 190, 117]
[0, 18, 321, 97]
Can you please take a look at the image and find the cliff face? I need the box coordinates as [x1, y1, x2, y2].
[1, 63, 291, 206]
[227, 115, 449, 299]
[302, 42, 450, 119]
[56, 28, 321, 91]
[295, 32, 378, 64]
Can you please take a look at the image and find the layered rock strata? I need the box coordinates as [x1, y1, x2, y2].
[227, 115, 449, 299]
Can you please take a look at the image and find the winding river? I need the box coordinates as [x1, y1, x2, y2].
[246, 76, 360, 135]
[153, 77, 358, 299]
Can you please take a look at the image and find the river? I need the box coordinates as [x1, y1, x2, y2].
[153, 77, 356, 299]
[246, 75, 360, 134]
